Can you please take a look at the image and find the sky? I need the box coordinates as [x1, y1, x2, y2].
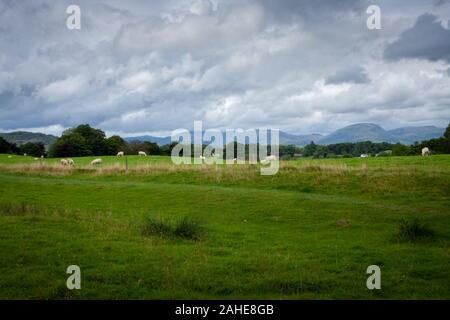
[1, 0, 450, 137]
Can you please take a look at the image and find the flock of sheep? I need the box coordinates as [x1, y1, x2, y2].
[59, 150, 147, 166]
[56, 147, 431, 167]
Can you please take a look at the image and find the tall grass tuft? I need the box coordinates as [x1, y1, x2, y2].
[173, 216, 205, 240]
[142, 215, 205, 240]
[397, 218, 435, 242]
[142, 216, 173, 238]
[0, 202, 42, 216]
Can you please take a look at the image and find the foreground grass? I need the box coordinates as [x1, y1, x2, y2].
[0, 154, 449, 299]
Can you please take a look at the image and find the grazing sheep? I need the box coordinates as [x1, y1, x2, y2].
[60, 159, 69, 166]
[422, 147, 430, 156]
[138, 151, 147, 156]
[117, 151, 124, 157]
[91, 158, 102, 166]
[360, 153, 369, 158]
[265, 155, 277, 161]
[23, 153, 27, 156]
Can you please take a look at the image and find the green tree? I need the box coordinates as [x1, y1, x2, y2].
[0, 137, 19, 154]
[20, 142, 45, 157]
[392, 143, 414, 156]
[70, 124, 107, 155]
[143, 141, 161, 155]
[105, 135, 126, 155]
[303, 141, 318, 157]
[444, 122, 450, 140]
[49, 133, 91, 157]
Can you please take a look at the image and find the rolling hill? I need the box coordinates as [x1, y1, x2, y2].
[1, 123, 445, 148]
[0, 131, 57, 147]
[124, 123, 445, 146]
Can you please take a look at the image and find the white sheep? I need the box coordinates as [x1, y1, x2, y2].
[60, 159, 69, 166]
[265, 155, 277, 161]
[67, 159, 75, 166]
[199, 155, 206, 160]
[138, 151, 147, 156]
[422, 147, 430, 156]
[117, 151, 124, 157]
[91, 158, 102, 166]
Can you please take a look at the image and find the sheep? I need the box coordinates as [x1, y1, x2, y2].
[360, 153, 369, 158]
[265, 155, 277, 161]
[23, 153, 27, 156]
[60, 159, 69, 166]
[117, 151, 124, 157]
[91, 158, 102, 166]
[138, 151, 147, 156]
[199, 155, 206, 160]
[67, 159, 75, 166]
[422, 147, 430, 156]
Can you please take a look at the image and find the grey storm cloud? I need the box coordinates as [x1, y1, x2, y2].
[384, 13, 450, 62]
[0, 0, 450, 136]
[325, 66, 369, 85]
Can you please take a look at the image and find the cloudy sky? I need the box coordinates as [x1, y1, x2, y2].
[1, 0, 450, 137]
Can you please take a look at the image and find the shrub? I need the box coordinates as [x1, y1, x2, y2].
[142, 216, 173, 238]
[397, 219, 434, 242]
[142, 215, 205, 240]
[173, 216, 205, 240]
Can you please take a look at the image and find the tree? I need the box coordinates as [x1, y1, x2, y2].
[49, 133, 91, 157]
[143, 141, 161, 155]
[392, 143, 415, 156]
[0, 137, 19, 154]
[160, 142, 179, 156]
[303, 141, 318, 157]
[20, 142, 45, 157]
[444, 122, 450, 140]
[105, 135, 126, 155]
[70, 124, 107, 155]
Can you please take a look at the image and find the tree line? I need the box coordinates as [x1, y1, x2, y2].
[0, 137, 46, 157]
[1, 122, 449, 158]
[301, 122, 450, 158]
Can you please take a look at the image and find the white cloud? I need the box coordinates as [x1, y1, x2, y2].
[37, 76, 87, 103]
[1, 0, 450, 135]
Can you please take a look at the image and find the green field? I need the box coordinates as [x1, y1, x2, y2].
[0, 154, 449, 299]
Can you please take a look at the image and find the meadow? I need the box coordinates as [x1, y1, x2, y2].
[0, 153, 449, 299]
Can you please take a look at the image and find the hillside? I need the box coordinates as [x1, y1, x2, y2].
[0, 131, 57, 147]
[317, 123, 397, 145]
[124, 123, 445, 146]
[388, 126, 445, 144]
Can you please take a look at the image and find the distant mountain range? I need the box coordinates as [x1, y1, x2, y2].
[0, 123, 445, 148]
[0, 131, 57, 147]
[124, 123, 445, 146]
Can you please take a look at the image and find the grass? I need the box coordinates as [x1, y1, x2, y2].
[143, 216, 205, 240]
[397, 219, 435, 242]
[0, 154, 449, 299]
